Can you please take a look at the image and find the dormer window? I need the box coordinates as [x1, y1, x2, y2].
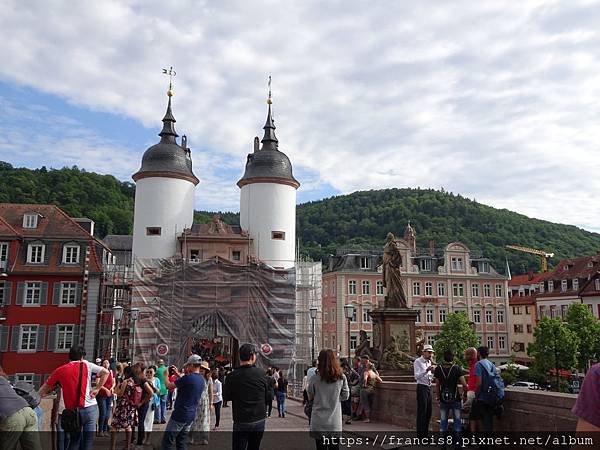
[573, 278, 579, 291]
[360, 257, 370, 269]
[595, 279, 600, 291]
[478, 261, 490, 273]
[588, 262, 594, 268]
[419, 259, 432, 272]
[27, 243, 45, 264]
[62, 244, 80, 264]
[451, 257, 464, 271]
[23, 214, 38, 229]
[547, 280, 554, 292]
[539, 282, 544, 293]
[561, 280, 568, 292]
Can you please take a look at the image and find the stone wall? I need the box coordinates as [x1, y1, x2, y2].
[372, 382, 579, 432]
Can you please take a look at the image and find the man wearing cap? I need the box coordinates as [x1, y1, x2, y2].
[161, 355, 206, 450]
[223, 343, 269, 450]
[413, 344, 435, 437]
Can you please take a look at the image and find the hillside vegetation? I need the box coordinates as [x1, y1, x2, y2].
[2, 162, 599, 274]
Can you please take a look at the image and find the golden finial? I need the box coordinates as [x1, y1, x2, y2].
[162, 66, 176, 97]
[267, 75, 272, 104]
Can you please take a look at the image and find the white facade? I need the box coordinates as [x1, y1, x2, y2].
[240, 182, 296, 269]
[132, 177, 195, 259]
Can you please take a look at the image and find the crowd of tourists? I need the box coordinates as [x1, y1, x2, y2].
[2, 342, 600, 450]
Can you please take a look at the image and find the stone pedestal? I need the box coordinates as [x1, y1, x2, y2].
[369, 308, 418, 380]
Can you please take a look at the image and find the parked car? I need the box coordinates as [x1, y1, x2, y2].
[509, 381, 541, 390]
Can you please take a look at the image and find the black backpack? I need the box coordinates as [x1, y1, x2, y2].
[13, 381, 41, 409]
[439, 365, 458, 403]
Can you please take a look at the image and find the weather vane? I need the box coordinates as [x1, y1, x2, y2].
[267, 75, 272, 104]
[162, 66, 176, 96]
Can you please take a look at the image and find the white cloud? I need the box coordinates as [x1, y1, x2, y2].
[0, 0, 600, 232]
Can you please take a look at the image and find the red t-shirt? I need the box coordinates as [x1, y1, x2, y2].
[97, 371, 114, 397]
[168, 375, 176, 392]
[467, 361, 477, 392]
[46, 360, 104, 409]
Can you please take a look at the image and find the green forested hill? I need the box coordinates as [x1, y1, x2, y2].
[2, 162, 599, 274]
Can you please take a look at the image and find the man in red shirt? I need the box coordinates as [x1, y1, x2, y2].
[463, 347, 478, 431]
[39, 346, 109, 450]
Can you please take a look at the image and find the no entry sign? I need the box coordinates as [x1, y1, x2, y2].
[156, 343, 169, 356]
[260, 343, 272, 355]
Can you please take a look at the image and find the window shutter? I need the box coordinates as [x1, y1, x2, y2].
[80, 244, 87, 265]
[53, 282, 61, 306]
[43, 243, 51, 264]
[40, 282, 48, 306]
[11, 326, 20, 351]
[36, 325, 46, 351]
[75, 283, 82, 305]
[3, 281, 11, 305]
[48, 325, 57, 352]
[0, 325, 8, 351]
[73, 325, 81, 346]
[16, 282, 24, 306]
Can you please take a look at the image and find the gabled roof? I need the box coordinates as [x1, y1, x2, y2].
[509, 272, 548, 287]
[103, 235, 133, 251]
[546, 254, 600, 281]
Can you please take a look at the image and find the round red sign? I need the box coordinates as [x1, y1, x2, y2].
[260, 343, 272, 355]
[156, 344, 169, 356]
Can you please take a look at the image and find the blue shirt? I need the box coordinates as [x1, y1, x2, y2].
[171, 373, 205, 424]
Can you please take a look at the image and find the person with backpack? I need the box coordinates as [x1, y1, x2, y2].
[434, 350, 467, 448]
[471, 346, 504, 436]
[39, 346, 109, 450]
[130, 363, 156, 448]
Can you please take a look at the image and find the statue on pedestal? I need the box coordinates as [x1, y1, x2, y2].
[355, 329, 375, 361]
[382, 232, 408, 309]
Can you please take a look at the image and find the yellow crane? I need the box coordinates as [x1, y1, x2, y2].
[505, 245, 555, 272]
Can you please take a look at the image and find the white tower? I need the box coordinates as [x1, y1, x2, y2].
[238, 93, 300, 269]
[132, 90, 199, 259]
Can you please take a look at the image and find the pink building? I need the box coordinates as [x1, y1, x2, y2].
[322, 225, 511, 363]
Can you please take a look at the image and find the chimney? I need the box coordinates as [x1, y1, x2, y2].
[428, 240, 435, 256]
[253, 136, 260, 152]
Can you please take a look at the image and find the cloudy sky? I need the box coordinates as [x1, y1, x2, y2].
[1, 0, 599, 232]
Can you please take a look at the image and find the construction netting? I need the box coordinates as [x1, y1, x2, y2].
[130, 257, 297, 370]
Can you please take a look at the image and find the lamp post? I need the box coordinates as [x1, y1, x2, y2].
[130, 307, 140, 362]
[309, 307, 318, 361]
[344, 304, 355, 362]
[112, 305, 124, 362]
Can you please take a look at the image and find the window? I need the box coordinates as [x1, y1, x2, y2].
[57, 325, 75, 351]
[527, 324, 532, 333]
[20, 325, 38, 351]
[331, 335, 336, 349]
[595, 279, 600, 291]
[451, 257, 464, 271]
[27, 243, 45, 264]
[437, 283, 446, 297]
[60, 282, 77, 305]
[514, 342, 525, 352]
[15, 373, 34, 383]
[331, 308, 336, 323]
[479, 261, 490, 273]
[0, 242, 8, 268]
[473, 310, 481, 323]
[495, 284, 502, 297]
[348, 280, 357, 295]
[271, 231, 285, 240]
[415, 310, 421, 323]
[483, 284, 491, 297]
[439, 309, 446, 323]
[498, 336, 505, 351]
[425, 282, 433, 296]
[513, 306, 522, 315]
[547, 281, 554, 293]
[413, 282, 421, 296]
[323, 336, 328, 348]
[350, 335, 357, 350]
[472, 283, 480, 297]
[0, 281, 5, 305]
[485, 309, 493, 323]
[62, 244, 80, 264]
[232, 250, 241, 261]
[497, 309, 504, 323]
[23, 214, 38, 228]
[514, 324, 524, 333]
[360, 257, 370, 269]
[350, 308, 357, 322]
[362, 281, 370, 295]
[419, 259, 431, 271]
[572, 279, 579, 291]
[331, 282, 335, 296]
[324, 310, 328, 323]
[426, 309, 434, 323]
[525, 306, 530, 315]
[146, 227, 161, 236]
[376, 281, 384, 295]
[363, 307, 371, 322]
[452, 283, 464, 297]
[487, 336, 494, 349]
[539, 282, 545, 293]
[190, 250, 201, 261]
[427, 335, 435, 346]
[561, 280, 567, 292]
[25, 282, 41, 305]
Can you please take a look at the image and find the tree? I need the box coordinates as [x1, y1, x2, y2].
[433, 312, 479, 367]
[528, 317, 578, 390]
[565, 303, 600, 372]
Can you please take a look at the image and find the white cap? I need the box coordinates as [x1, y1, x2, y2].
[422, 345, 435, 353]
[95, 358, 102, 363]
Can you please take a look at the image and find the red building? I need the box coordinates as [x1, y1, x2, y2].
[0, 204, 106, 387]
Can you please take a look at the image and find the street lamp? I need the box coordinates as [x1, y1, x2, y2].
[344, 304, 355, 362]
[309, 307, 318, 361]
[130, 307, 140, 362]
[113, 305, 124, 362]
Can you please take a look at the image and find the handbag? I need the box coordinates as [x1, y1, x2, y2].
[61, 362, 84, 433]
